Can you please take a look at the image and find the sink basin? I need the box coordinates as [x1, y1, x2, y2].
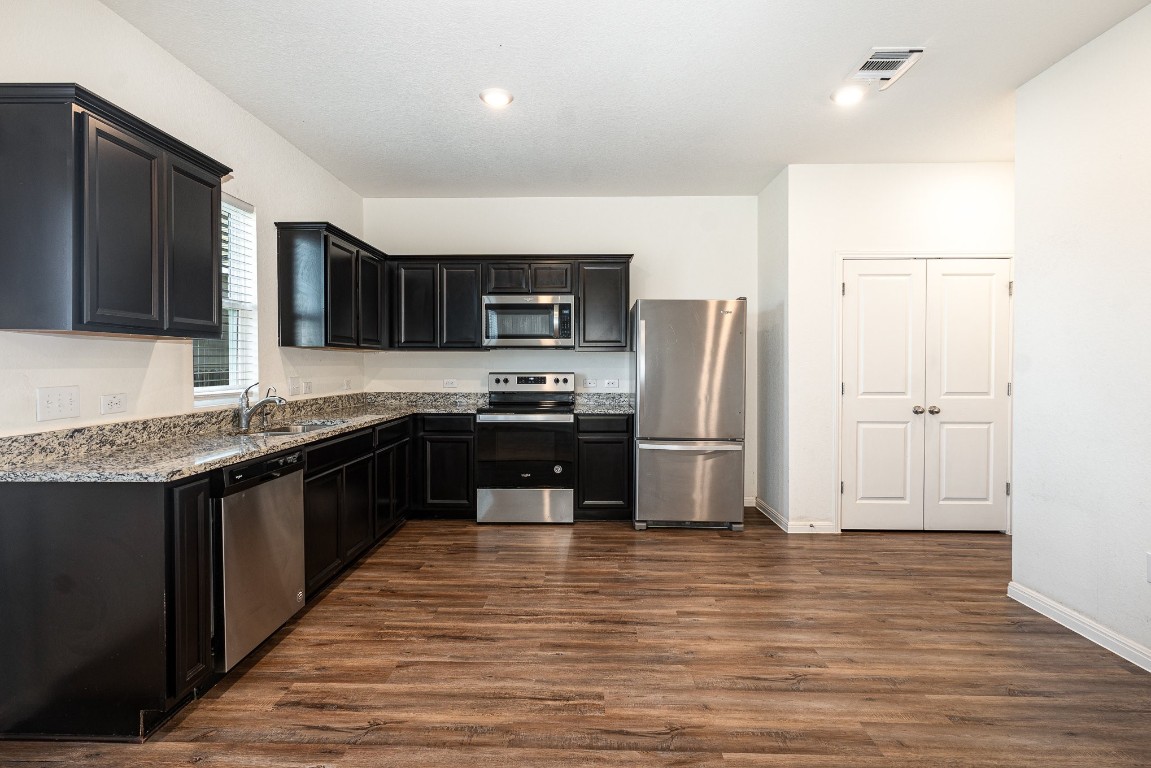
[241, 419, 350, 437]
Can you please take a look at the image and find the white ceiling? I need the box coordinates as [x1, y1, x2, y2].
[101, 0, 1149, 197]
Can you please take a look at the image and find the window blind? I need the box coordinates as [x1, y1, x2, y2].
[193, 195, 258, 399]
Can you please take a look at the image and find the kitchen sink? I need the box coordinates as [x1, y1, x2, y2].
[241, 418, 350, 437]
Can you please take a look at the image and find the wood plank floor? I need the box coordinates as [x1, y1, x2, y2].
[3, 513, 1149, 767]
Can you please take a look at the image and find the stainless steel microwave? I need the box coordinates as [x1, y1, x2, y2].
[481, 294, 575, 347]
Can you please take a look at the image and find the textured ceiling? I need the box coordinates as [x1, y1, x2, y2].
[101, 0, 1149, 197]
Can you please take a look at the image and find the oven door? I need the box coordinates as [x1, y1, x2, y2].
[482, 295, 574, 347]
[475, 413, 575, 488]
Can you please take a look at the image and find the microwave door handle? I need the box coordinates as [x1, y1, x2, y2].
[554, 303, 560, 338]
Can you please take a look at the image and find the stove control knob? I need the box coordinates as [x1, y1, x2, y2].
[554, 377, 560, 384]
[562, 377, 569, 384]
[502, 377, 509, 384]
[553, 465, 563, 474]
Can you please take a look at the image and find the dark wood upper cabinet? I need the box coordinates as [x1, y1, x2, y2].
[0, 85, 229, 338]
[440, 263, 482, 347]
[358, 252, 385, 349]
[166, 159, 222, 333]
[276, 222, 387, 349]
[391, 261, 483, 349]
[392, 261, 439, 348]
[577, 260, 630, 349]
[483, 260, 573, 294]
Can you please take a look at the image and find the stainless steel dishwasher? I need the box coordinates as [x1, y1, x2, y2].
[215, 449, 306, 672]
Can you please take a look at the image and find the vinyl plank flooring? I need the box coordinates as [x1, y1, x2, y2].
[2, 513, 1149, 767]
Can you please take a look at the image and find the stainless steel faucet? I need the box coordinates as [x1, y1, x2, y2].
[238, 382, 287, 431]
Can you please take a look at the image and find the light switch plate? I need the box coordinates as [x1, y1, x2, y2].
[302, 381, 313, 395]
[37, 385, 80, 421]
[288, 377, 302, 396]
[443, 378, 458, 389]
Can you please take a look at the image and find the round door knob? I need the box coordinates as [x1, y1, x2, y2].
[928, 405, 941, 415]
[912, 406, 925, 415]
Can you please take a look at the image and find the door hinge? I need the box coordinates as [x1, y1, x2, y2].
[841, 282, 846, 296]
[1008, 280, 1014, 296]
[1006, 482, 1011, 497]
[840, 481, 845, 494]
[841, 382, 845, 396]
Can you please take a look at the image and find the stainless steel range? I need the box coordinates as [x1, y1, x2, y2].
[476, 372, 576, 523]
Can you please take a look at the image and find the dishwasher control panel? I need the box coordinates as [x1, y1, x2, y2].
[225, 450, 303, 487]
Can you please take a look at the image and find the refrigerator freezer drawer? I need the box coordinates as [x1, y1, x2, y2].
[635, 440, 744, 526]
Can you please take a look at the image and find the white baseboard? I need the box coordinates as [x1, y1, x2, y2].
[1008, 582, 1151, 673]
[744, 496, 756, 508]
[754, 499, 838, 534]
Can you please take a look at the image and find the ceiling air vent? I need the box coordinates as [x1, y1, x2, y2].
[851, 48, 924, 91]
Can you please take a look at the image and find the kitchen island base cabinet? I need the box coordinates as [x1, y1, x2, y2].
[0, 479, 215, 741]
[576, 415, 633, 521]
[375, 421, 412, 536]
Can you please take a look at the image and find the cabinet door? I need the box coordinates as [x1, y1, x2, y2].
[394, 437, 411, 517]
[358, 252, 385, 348]
[577, 262, 629, 349]
[440, 263, 482, 348]
[81, 114, 164, 330]
[422, 434, 474, 508]
[165, 158, 221, 336]
[325, 236, 358, 347]
[531, 263, 572, 294]
[485, 263, 530, 293]
[168, 479, 212, 700]
[304, 468, 343, 595]
[374, 443, 397, 535]
[341, 455, 374, 561]
[393, 262, 438, 347]
[577, 435, 632, 510]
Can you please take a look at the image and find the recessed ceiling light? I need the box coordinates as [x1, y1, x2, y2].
[479, 88, 514, 108]
[830, 84, 867, 107]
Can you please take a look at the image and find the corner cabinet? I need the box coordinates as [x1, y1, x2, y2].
[277, 222, 387, 349]
[0, 83, 229, 338]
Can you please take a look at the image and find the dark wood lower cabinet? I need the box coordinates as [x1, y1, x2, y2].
[168, 479, 213, 702]
[375, 435, 411, 535]
[576, 415, 633, 520]
[303, 467, 343, 595]
[421, 434, 474, 510]
[340, 455, 374, 561]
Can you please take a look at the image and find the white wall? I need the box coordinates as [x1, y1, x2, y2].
[1012, 6, 1151, 656]
[757, 170, 789, 519]
[779, 163, 1015, 528]
[362, 196, 760, 499]
[0, 0, 363, 436]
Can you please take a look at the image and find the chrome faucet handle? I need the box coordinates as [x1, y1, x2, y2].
[240, 381, 259, 407]
[265, 385, 277, 399]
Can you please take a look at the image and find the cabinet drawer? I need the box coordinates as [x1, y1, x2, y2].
[576, 414, 632, 434]
[375, 418, 411, 447]
[420, 414, 475, 433]
[305, 429, 373, 474]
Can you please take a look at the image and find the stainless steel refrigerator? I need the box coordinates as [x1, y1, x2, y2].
[632, 298, 746, 531]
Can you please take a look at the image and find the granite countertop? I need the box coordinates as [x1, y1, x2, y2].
[0, 391, 633, 483]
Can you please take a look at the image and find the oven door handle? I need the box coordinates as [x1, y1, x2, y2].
[476, 413, 575, 423]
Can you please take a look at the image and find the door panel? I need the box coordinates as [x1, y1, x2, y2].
[841, 260, 926, 530]
[924, 259, 1011, 530]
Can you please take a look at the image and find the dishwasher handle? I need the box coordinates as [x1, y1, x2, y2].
[222, 450, 305, 493]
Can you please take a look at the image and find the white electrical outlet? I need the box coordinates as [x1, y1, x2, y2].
[302, 381, 313, 395]
[604, 378, 620, 389]
[585, 379, 598, 388]
[288, 377, 302, 396]
[343, 378, 352, 391]
[100, 393, 126, 415]
[36, 385, 80, 421]
[443, 378, 458, 389]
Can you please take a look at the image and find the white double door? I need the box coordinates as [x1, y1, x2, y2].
[841, 259, 1011, 531]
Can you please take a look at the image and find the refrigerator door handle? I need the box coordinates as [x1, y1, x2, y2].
[637, 442, 743, 452]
